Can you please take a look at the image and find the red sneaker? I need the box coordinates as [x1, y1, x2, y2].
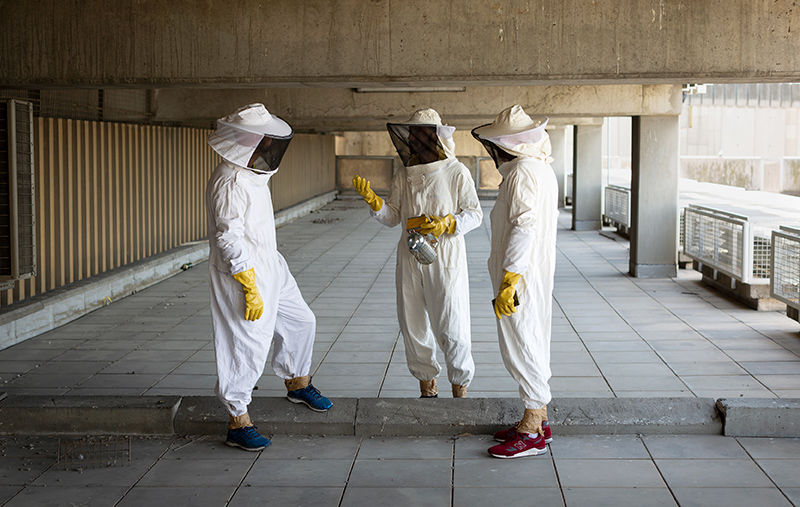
[488, 431, 547, 459]
[493, 420, 553, 444]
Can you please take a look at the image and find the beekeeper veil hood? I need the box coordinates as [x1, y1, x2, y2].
[387, 108, 456, 167]
[472, 105, 552, 168]
[208, 103, 294, 172]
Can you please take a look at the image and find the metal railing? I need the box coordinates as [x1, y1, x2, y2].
[682, 204, 772, 284]
[603, 185, 631, 229]
[771, 226, 800, 311]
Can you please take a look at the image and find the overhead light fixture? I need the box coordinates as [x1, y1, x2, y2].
[355, 86, 466, 93]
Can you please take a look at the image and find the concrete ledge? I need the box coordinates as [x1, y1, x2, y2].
[549, 397, 722, 435]
[174, 396, 357, 436]
[718, 398, 800, 437]
[695, 261, 785, 311]
[0, 396, 181, 435]
[0, 396, 730, 436]
[355, 398, 522, 436]
[787, 306, 799, 324]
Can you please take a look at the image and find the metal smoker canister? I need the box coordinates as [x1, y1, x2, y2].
[407, 230, 437, 265]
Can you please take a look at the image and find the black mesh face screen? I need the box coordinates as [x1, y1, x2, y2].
[247, 133, 293, 172]
[471, 126, 517, 168]
[387, 123, 448, 166]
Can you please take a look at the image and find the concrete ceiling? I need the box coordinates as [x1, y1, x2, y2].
[1, 0, 799, 89]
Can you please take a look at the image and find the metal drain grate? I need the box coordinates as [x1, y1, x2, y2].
[56, 436, 131, 470]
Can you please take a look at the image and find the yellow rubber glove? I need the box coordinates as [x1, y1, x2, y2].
[418, 214, 457, 238]
[232, 268, 264, 321]
[352, 175, 383, 212]
[494, 270, 522, 319]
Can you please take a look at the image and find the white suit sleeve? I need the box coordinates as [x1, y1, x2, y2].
[371, 169, 402, 228]
[211, 179, 252, 275]
[453, 165, 483, 236]
[503, 170, 537, 275]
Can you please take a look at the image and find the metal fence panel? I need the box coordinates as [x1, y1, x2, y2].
[771, 228, 800, 310]
[603, 185, 630, 228]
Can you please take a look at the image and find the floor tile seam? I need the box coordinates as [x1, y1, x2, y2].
[27, 338, 94, 381]
[224, 442, 266, 507]
[732, 437, 796, 505]
[668, 278, 798, 359]
[337, 436, 364, 507]
[551, 290, 616, 397]
[1, 446, 60, 505]
[638, 434, 681, 505]
[549, 444, 568, 506]
[111, 435, 178, 507]
[622, 279, 782, 397]
[376, 331, 402, 397]
[57, 335, 181, 393]
[450, 437, 455, 507]
[563, 231, 703, 397]
[291, 211, 381, 297]
[156, 346, 223, 392]
[312, 228, 398, 378]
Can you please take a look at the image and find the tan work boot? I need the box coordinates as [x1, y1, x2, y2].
[419, 378, 438, 398]
[452, 384, 467, 398]
[516, 406, 548, 437]
[228, 411, 253, 429]
[284, 375, 310, 392]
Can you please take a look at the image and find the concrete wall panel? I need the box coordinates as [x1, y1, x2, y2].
[336, 157, 394, 194]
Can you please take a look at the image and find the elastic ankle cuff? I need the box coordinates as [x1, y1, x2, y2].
[517, 407, 547, 436]
[228, 412, 252, 429]
[419, 378, 438, 397]
[285, 375, 310, 392]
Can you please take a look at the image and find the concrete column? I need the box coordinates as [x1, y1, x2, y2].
[571, 124, 603, 231]
[629, 116, 679, 278]
[548, 127, 568, 208]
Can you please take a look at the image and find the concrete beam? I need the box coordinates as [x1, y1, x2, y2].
[2, 1, 799, 88]
[152, 85, 680, 132]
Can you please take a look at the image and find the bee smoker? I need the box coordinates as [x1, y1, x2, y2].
[406, 215, 438, 265]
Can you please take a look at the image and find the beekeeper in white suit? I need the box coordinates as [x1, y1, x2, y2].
[206, 103, 332, 452]
[352, 108, 482, 399]
[472, 105, 559, 459]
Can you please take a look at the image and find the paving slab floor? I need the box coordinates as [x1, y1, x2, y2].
[1, 434, 799, 506]
[2, 200, 798, 400]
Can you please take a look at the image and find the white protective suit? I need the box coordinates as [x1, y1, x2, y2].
[374, 110, 482, 387]
[482, 106, 559, 409]
[206, 105, 315, 417]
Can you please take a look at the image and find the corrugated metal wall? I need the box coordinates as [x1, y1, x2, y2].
[0, 119, 217, 307]
[1, 119, 336, 308]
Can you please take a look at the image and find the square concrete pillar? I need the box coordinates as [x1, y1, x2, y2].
[629, 116, 679, 278]
[548, 127, 568, 208]
[571, 124, 603, 231]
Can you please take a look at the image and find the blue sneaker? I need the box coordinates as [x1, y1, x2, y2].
[287, 383, 333, 412]
[225, 426, 270, 451]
